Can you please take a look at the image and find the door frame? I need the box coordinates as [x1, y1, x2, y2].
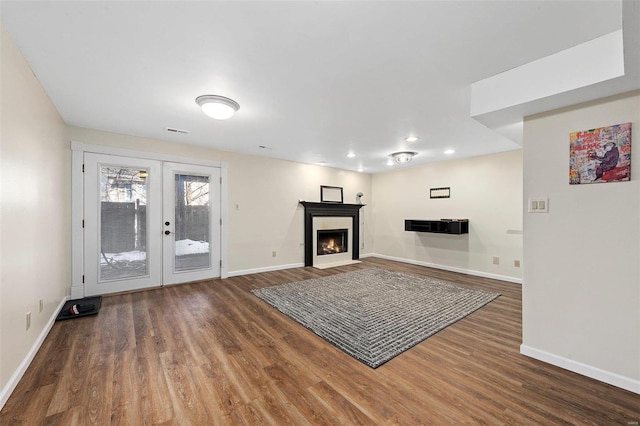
[71, 142, 228, 299]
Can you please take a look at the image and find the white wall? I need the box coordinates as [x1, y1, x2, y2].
[67, 127, 373, 275]
[371, 150, 523, 281]
[0, 27, 70, 399]
[0, 25, 372, 402]
[522, 91, 640, 392]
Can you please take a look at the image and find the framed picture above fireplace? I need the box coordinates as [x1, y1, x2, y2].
[320, 185, 343, 203]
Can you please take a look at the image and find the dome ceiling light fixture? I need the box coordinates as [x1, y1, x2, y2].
[195, 95, 240, 120]
[390, 151, 418, 164]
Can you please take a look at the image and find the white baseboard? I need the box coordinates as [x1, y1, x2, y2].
[520, 344, 640, 394]
[228, 262, 305, 277]
[369, 253, 523, 284]
[0, 295, 69, 410]
[228, 254, 522, 285]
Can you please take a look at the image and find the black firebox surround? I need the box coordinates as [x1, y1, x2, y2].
[300, 201, 365, 267]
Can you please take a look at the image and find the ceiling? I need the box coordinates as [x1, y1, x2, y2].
[0, 1, 624, 173]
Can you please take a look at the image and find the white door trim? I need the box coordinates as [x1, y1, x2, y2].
[70, 142, 229, 299]
[71, 141, 224, 168]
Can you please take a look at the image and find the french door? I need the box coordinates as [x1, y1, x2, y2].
[83, 153, 221, 296]
[162, 162, 221, 285]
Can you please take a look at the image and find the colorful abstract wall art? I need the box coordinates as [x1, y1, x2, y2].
[569, 122, 631, 184]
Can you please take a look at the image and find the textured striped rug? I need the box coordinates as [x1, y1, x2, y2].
[251, 268, 500, 368]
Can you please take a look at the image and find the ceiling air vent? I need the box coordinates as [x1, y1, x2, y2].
[165, 127, 190, 134]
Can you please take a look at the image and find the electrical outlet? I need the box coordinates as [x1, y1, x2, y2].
[26, 312, 31, 330]
[39, 299, 44, 313]
[514, 260, 521, 268]
[272, 251, 277, 257]
[493, 256, 500, 265]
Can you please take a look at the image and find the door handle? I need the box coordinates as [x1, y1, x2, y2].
[164, 230, 174, 235]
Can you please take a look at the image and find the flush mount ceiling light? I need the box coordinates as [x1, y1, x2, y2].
[195, 95, 240, 120]
[390, 151, 418, 164]
[405, 136, 419, 143]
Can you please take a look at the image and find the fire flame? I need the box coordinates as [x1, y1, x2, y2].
[321, 238, 341, 254]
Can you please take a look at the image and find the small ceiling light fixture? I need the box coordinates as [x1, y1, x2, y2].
[405, 136, 419, 143]
[444, 149, 455, 155]
[347, 152, 356, 158]
[390, 151, 418, 164]
[195, 95, 240, 120]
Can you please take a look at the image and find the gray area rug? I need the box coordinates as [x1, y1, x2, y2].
[251, 268, 500, 368]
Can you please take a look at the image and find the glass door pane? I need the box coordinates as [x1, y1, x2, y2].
[174, 173, 211, 272]
[100, 166, 149, 280]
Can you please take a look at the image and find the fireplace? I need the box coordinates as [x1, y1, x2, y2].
[317, 229, 348, 256]
[299, 201, 365, 267]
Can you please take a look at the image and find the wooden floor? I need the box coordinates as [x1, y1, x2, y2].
[1, 258, 638, 425]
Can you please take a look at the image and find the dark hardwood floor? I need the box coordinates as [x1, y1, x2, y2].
[1, 258, 638, 424]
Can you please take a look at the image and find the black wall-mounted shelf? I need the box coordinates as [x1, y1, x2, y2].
[405, 219, 469, 235]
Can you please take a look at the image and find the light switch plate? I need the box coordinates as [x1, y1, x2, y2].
[528, 198, 549, 213]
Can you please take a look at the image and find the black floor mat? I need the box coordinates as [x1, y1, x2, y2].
[56, 296, 102, 321]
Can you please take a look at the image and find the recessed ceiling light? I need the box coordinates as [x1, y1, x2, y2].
[195, 95, 240, 120]
[318, 161, 327, 166]
[405, 136, 419, 143]
[347, 152, 356, 158]
[444, 149, 455, 155]
[357, 167, 364, 172]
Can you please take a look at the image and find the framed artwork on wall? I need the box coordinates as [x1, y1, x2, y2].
[320, 185, 343, 203]
[569, 122, 632, 184]
[430, 187, 450, 198]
